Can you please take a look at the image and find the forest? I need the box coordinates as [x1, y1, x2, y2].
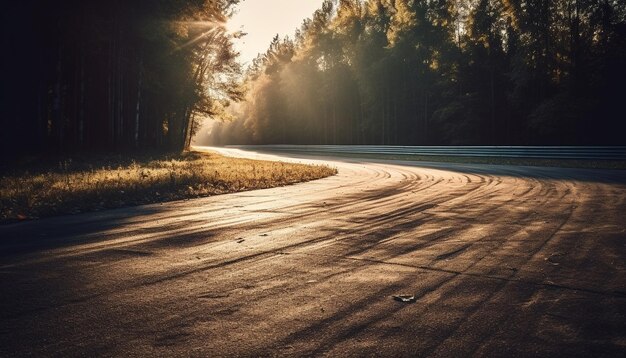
[2, 0, 625, 161]
[1, 0, 243, 161]
[206, 0, 626, 146]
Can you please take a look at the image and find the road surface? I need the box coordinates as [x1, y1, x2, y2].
[1, 147, 625, 357]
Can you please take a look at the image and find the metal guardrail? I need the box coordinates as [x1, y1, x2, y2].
[231, 145, 626, 160]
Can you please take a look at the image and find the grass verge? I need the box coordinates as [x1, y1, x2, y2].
[0, 151, 336, 223]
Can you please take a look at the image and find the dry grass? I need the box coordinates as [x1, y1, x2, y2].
[0, 151, 336, 223]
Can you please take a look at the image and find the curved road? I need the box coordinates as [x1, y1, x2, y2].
[1, 148, 625, 357]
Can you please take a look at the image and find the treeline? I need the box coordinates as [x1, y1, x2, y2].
[208, 0, 626, 146]
[1, 0, 242, 160]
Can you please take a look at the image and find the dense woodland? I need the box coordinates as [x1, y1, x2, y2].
[2, 0, 625, 161]
[1, 0, 243, 161]
[206, 0, 626, 146]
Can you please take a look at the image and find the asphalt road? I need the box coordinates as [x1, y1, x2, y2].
[1, 147, 625, 357]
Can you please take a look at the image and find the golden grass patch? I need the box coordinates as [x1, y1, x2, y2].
[0, 151, 336, 222]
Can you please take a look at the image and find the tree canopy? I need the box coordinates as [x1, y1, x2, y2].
[208, 0, 626, 146]
[1, 0, 243, 160]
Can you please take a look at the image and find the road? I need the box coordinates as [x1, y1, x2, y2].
[1, 147, 625, 357]
[231, 145, 626, 160]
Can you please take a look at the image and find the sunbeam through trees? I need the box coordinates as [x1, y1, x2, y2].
[206, 0, 626, 146]
[1, 0, 243, 160]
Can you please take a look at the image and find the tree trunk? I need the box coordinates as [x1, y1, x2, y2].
[424, 88, 428, 143]
[108, 39, 114, 146]
[53, 43, 64, 151]
[490, 60, 496, 144]
[117, 30, 124, 147]
[134, 59, 143, 148]
[79, 46, 85, 147]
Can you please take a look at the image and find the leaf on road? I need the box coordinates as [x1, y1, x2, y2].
[393, 295, 416, 303]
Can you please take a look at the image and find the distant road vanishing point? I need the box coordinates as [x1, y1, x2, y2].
[1, 147, 625, 356]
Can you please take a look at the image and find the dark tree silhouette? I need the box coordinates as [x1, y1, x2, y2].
[1, 0, 242, 161]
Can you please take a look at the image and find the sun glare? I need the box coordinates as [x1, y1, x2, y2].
[227, 0, 325, 65]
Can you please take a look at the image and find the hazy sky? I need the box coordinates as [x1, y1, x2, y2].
[227, 0, 325, 65]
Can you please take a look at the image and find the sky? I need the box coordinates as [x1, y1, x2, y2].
[227, 0, 326, 66]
